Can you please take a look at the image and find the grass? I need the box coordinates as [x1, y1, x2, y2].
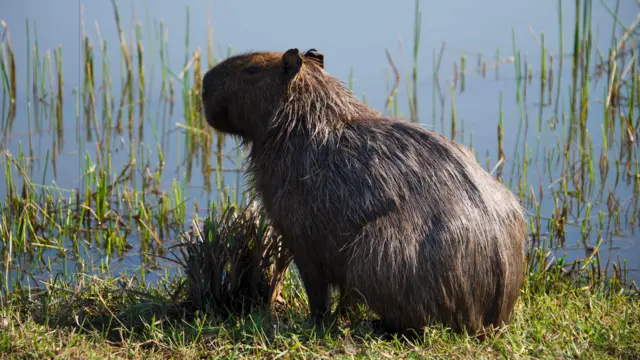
[1, 0, 640, 357]
[0, 235, 639, 359]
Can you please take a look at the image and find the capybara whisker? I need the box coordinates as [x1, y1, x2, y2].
[201, 47, 526, 338]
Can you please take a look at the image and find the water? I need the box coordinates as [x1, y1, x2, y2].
[1, 0, 639, 288]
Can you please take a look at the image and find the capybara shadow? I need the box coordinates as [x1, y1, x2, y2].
[201, 47, 526, 338]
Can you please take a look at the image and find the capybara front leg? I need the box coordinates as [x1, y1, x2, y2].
[295, 259, 330, 327]
[334, 286, 359, 319]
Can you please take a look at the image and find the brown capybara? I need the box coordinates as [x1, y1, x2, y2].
[201, 47, 526, 336]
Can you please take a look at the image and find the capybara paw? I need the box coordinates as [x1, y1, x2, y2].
[369, 319, 403, 338]
[309, 311, 326, 327]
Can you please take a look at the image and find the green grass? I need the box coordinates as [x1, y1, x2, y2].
[0, 250, 639, 359]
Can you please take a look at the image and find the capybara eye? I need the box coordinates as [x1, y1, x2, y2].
[243, 66, 262, 75]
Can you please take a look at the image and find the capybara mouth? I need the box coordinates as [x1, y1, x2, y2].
[203, 99, 225, 128]
[203, 100, 244, 136]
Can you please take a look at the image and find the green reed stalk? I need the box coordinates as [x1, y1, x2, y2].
[498, 91, 505, 163]
[96, 169, 107, 221]
[432, 48, 436, 129]
[508, 28, 525, 188]
[101, 39, 113, 150]
[566, 0, 581, 161]
[432, 42, 445, 132]
[207, 13, 215, 68]
[39, 43, 47, 119]
[0, 44, 10, 107]
[144, 0, 156, 102]
[45, 50, 53, 124]
[184, 6, 191, 68]
[6, 28, 15, 113]
[409, 0, 421, 123]
[83, 36, 96, 142]
[55, 46, 64, 153]
[157, 19, 169, 145]
[193, 50, 209, 179]
[609, 0, 621, 50]
[536, 32, 546, 164]
[552, 1, 564, 124]
[111, 0, 133, 135]
[26, 19, 31, 121]
[182, 9, 195, 162]
[0, 22, 16, 119]
[450, 82, 456, 141]
[32, 20, 41, 128]
[157, 19, 167, 99]
[577, 0, 593, 208]
[348, 67, 354, 91]
[629, 52, 635, 131]
[460, 55, 466, 93]
[540, 32, 547, 93]
[136, 22, 145, 141]
[512, 28, 521, 101]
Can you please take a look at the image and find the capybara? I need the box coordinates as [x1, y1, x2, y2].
[201, 47, 526, 336]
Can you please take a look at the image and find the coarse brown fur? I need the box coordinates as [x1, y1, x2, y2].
[201, 47, 527, 337]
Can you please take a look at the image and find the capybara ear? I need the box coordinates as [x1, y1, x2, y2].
[282, 48, 303, 76]
[304, 48, 324, 68]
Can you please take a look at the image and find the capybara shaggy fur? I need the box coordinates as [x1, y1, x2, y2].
[201, 47, 526, 336]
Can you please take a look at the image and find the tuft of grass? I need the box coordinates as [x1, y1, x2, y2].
[170, 201, 292, 316]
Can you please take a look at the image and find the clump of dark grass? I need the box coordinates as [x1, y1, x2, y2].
[171, 201, 292, 317]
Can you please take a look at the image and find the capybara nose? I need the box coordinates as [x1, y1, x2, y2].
[202, 69, 214, 100]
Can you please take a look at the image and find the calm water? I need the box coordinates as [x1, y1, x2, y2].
[1, 0, 639, 286]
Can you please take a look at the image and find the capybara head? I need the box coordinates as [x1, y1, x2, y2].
[201, 48, 320, 139]
[201, 48, 377, 143]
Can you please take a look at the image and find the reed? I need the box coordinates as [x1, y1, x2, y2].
[408, 0, 422, 123]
